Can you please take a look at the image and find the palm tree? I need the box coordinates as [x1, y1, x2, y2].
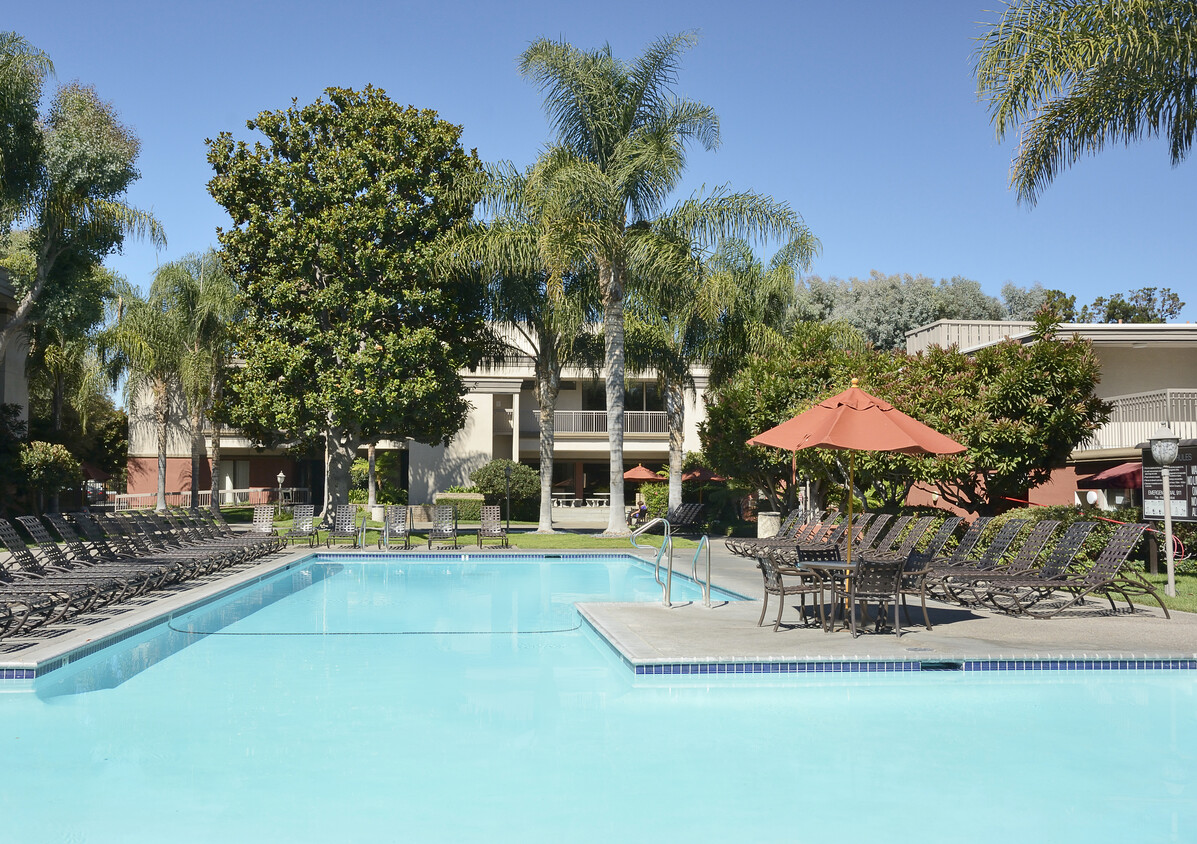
[152, 250, 240, 509]
[520, 32, 816, 533]
[627, 238, 812, 512]
[103, 280, 184, 511]
[441, 163, 602, 532]
[976, 0, 1197, 205]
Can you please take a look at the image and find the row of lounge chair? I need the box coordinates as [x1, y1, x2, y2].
[727, 512, 1167, 633]
[0, 508, 285, 638]
[294, 504, 510, 550]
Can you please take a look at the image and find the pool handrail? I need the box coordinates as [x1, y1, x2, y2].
[630, 517, 673, 607]
[691, 535, 711, 607]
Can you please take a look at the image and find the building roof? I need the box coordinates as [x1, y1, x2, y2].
[906, 319, 1197, 355]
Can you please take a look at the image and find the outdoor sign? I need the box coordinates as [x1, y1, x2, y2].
[1142, 444, 1197, 522]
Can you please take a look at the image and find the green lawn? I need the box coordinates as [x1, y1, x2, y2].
[1137, 571, 1197, 615]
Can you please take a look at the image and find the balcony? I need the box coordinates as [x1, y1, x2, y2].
[1084, 389, 1197, 451]
[526, 410, 668, 436]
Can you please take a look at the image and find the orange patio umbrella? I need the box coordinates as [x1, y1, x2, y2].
[747, 379, 965, 567]
[624, 465, 666, 482]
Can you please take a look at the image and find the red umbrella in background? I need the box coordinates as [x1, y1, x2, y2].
[748, 379, 966, 566]
[624, 465, 666, 482]
[682, 466, 725, 483]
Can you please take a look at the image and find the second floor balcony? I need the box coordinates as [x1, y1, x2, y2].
[1084, 389, 1197, 452]
[522, 410, 668, 437]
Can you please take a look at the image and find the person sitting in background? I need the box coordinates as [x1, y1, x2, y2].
[627, 501, 649, 527]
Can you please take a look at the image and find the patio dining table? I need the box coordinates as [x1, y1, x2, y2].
[789, 552, 909, 633]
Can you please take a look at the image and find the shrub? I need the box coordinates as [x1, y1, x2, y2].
[21, 441, 81, 497]
[435, 492, 482, 522]
[469, 459, 538, 503]
[642, 483, 669, 518]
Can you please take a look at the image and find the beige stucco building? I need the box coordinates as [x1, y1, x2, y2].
[906, 319, 1197, 508]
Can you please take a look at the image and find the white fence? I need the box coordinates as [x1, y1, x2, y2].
[551, 410, 668, 435]
[112, 487, 311, 511]
[1087, 389, 1197, 450]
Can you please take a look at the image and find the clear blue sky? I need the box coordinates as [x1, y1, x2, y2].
[10, 0, 1196, 320]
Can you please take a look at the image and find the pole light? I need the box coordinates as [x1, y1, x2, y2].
[1149, 423, 1180, 598]
[276, 470, 286, 518]
[504, 462, 513, 533]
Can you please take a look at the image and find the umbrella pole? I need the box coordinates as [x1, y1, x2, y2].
[842, 452, 855, 629]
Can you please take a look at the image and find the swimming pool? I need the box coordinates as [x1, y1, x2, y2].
[0, 553, 1192, 842]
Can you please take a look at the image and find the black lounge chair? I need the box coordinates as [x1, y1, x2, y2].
[666, 503, 705, 533]
[378, 505, 411, 550]
[428, 505, 458, 549]
[477, 506, 508, 548]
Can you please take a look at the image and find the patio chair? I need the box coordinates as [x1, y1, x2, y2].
[0, 518, 110, 619]
[15, 516, 137, 605]
[849, 513, 892, 554]
[325, 505, 360, 548]
[911, 516, 991, 571]
[915, 516, 964, 561]
[477, 505, 508, 548]
[975, 521, 1097, 611]
[666, 503, 705, 533]
[882, 516, 937, 560]
[428, 505, 458, 549]
[986, 523, 1164, 618]
[283, 505, 318, 547]
[758, 548, 827, 632]
[869, 515, 912, 556]
[831, 556, 905, 637]
[378, 505, 412, 550]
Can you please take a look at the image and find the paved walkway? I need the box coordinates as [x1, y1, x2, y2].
[2, 535, 1195, 677]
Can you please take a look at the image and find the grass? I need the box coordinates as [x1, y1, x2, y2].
[1137, 571, 1197, 615]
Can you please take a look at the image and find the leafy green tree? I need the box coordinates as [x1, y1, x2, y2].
[20, 440, 80, 513]
[0, 32, 52, 229]
[207, 86, 488, 516]
[1001, 281, 1049, 319]
[520, 32, 816, 532]
[1077, 286, 1184, 322]
[793, 272, 1004, 350]
[976, 0, 1197, 204]
[440, 162, 602, 532]
[909, 311, 1110, 514]
[151, 250, 240, 508]
[0, 81, 165, 363]
[0, 404, 27, 515]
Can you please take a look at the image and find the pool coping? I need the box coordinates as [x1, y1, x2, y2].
[2, 545, 1196, 680]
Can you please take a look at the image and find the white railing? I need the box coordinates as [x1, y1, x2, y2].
[551, 410, 668, 435]
[1086, 389, 1197, 450]
[113, 487, 311, 511]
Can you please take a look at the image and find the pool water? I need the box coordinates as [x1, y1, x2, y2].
[0, 554, 1193, 843]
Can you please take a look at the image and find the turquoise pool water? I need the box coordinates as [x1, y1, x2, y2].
[0, 554, 1193, 843]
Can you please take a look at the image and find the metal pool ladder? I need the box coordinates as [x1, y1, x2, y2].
[630, 517, 674, 607]
[691, 535, 712, 607]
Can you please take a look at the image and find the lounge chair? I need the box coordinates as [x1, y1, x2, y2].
[870, 515, 913, 555]
[666, 503, 705, 533]
[325, 504, 360, 548]
[936, 520, 1060, 605]
[986, 523, 1164, 618]
[279, 504, 316, 548]
[378, 505, 411, 550]
[477, 505, 508, 548]
[428, 505, 458, 549]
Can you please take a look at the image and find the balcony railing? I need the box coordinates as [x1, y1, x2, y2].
[1085, 389, 1197, 451]
[542, 410, 668, 435]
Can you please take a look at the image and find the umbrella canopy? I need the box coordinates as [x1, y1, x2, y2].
[1077, 461, 1142, 489]
[623, 464, 666, 482]
[748, 384, 966, 456]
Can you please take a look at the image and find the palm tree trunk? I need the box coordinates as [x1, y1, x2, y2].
[535, 365, 560, 533]
[665, 377, 684, 513]
[210, 421, 222, 512]
[600, 259, 628, 535]
[190, 404, 205, 509]
[154, 381, 168, 511]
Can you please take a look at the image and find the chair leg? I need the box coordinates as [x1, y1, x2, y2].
[920, 590, 932, 631]
[757, 592, 769, 627]
[773, 592, 787, 632]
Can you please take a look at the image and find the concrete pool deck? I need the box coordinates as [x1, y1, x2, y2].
[2, 537, 1195, 677]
